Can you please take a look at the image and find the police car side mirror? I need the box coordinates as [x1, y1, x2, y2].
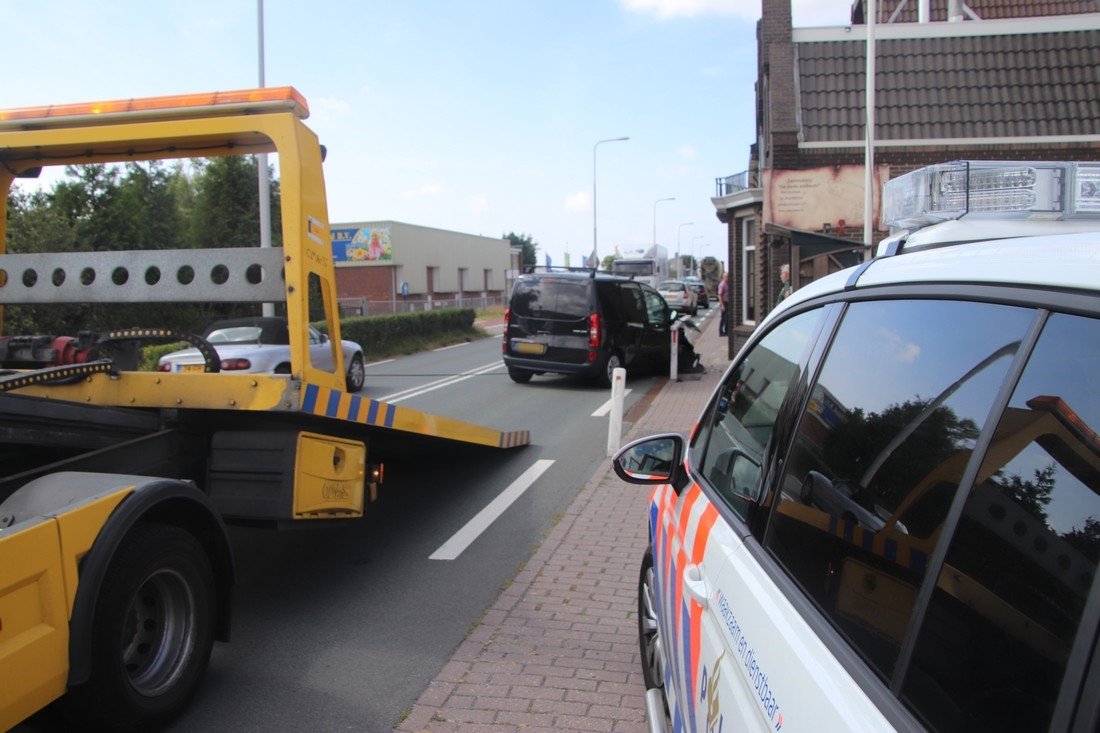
[612, 433, 688, 491]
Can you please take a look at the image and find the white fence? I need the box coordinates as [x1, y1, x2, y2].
[337, 294, 505, 317]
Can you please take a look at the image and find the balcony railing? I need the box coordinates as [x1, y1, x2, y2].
[715, 170, 758, 197]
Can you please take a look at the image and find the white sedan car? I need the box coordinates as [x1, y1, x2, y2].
[656, 280, 698, 315]
[157, 316, 366, 392]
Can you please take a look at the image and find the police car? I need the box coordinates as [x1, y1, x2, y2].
[613, 161, 1100, 732]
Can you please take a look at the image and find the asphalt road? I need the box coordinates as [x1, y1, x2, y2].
[11, 329, 671, 733]
[151, 335, 661, 731]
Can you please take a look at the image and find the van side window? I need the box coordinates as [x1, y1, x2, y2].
[695, 308, 823, 520]
[765, 300, 1034, 682]
[619, 283, 646, 324]
[641, 286, 667, 325]
[902, 313, 1100, 732]
[595, 281, 623, 323]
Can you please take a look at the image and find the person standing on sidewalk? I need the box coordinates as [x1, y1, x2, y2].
[717, 273, 730, 336]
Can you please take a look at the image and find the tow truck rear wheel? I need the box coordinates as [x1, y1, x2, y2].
[64, 523, 216, 732]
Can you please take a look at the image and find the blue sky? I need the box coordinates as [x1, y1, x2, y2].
[7, 0, 851, 268]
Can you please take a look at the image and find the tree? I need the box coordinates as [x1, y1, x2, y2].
[677, 254, 696, 278]
[3, 155, 282, 337]
[504, 232, 537, 271]
[191, 156, 281, 248]
[600, 254, 616, 270]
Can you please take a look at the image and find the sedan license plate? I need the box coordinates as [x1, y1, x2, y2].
[181, 364, 205, 373]
[513, 341, 547, 355]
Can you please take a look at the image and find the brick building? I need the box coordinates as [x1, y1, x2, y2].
[713, 0, 1100, 353]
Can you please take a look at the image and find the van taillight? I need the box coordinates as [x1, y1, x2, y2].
[588, 313, 600, 348]
[503, 307, 511, 352]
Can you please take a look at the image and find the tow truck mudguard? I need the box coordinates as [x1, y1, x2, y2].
[1, 472, 235, 687]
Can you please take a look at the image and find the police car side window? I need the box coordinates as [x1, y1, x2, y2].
[765, 299, 1034, 683]
[901, 312, 1100, 732]
[696, 308, 823, 520]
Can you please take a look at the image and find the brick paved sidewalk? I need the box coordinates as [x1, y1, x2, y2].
[396, 311, 732, 732]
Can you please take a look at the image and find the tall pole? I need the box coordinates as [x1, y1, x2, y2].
[258, 0, 274, 317]
[677, 222, 693, 279]
[593, 137, 629, 268]
[652, 197, 675, 247]
[863, 0, 876, 255]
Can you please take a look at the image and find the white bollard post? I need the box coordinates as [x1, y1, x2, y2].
[669, 325, 679, 382]
[606, 367, 627, 456]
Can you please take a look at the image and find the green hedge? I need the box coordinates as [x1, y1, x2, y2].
[140, 341, 189, 371]
[315, 308, 477, 356]
[138, 308, 477, 369]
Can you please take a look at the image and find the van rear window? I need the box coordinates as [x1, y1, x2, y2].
[512, 279, 589, 320]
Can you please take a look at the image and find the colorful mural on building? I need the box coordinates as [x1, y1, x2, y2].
[331, 225, 393, 263]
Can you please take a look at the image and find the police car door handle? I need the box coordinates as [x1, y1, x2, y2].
[683, 564, 709, 608]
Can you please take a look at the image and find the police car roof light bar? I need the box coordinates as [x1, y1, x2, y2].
[883, 160, 1100, 231]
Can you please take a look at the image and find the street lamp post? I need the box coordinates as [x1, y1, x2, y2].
[691, 236, 703, 277]
[257, 0, 273, 317]
[676, 222, 693, 279]
[593, 137, 629, 268]
[652, 197, 675, 249]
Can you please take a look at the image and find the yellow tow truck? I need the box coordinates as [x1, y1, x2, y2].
[0, 87, 528, 731]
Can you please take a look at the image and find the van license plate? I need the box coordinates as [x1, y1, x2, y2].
[181, 364, 205, 373]
[514, 341, 547, 355]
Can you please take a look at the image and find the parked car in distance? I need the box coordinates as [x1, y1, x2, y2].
[502, 269, 674, 386]
[656, 280, 698, 315]
[615, 161, 1100, 732]
[684, 280, 709, 309]
[157, 316, 366, 392]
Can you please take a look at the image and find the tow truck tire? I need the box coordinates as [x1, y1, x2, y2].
[65, 523, 217, 731]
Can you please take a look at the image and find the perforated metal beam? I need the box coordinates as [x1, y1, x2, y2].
[0, 248, 286, 304]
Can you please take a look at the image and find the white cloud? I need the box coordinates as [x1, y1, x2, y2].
[877, 327, 921, 363]
[309, 96, 352, 123]
[620, 0, 852, 26]
[620, 0, 758, 21]
[792, 0, 854, 26]
[401, 183, 444, 200]
[469, 194, 488, 213]
[564, 191, 590, 212]
[678, 144, 699, 160]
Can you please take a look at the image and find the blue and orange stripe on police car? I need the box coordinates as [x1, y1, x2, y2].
[300, 384, 529, 449]
[649, 479, 722, 731]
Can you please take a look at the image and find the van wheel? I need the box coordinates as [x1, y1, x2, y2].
[508, 368, 533, 384]
[599, 352, 623, 387]
[64, 523, 217, 731]
[638, 548, 664, 690]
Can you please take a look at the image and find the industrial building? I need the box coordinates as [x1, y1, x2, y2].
[330, 221, 520, 315]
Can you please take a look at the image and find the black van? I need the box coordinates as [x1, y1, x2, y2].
[503, 270, 673, 386]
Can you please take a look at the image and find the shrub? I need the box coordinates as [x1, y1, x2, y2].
[315, 308, 477, 357]
[137, 308, 478, 369]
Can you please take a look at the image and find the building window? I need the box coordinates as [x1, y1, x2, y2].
[742, 217, 757, 325]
